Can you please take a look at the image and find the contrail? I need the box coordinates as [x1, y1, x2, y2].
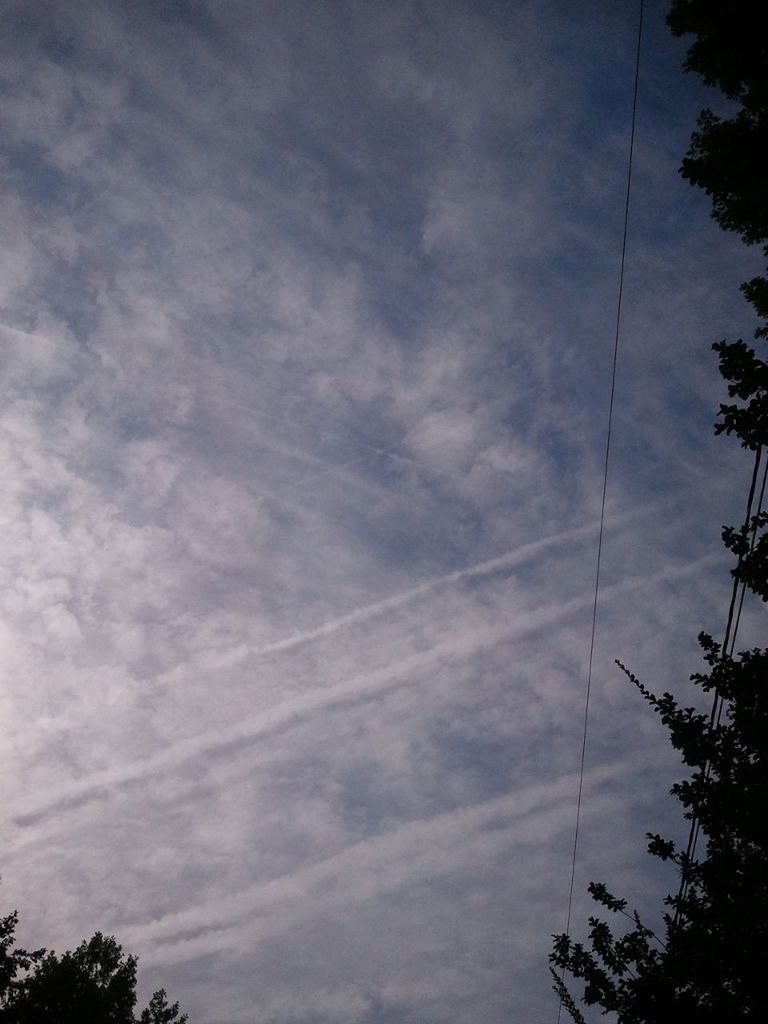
[221, 394, 469, 485]
[0, 321, 60, 345]
[8, 615, 566, 830]
[121, 754, 646, 960]
[200, 502, 663, 671]
[5, 546, 716, 832]
[261, 432, 411, 497]
[201, 516, 604, 671]
[222, 395, 397, 458]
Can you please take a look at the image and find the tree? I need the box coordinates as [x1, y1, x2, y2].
[551, 641, 768, 1022]
[550, 2, 768, 1020]
[138, 990, 188, 1024]
[0, 913, 43, 1006]
[2, 932, 137, 1024]
[0, 912, 187, 1024]
[668, 0, 768, 331]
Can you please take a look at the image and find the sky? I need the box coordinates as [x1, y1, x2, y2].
[0, 1, 765, 1022]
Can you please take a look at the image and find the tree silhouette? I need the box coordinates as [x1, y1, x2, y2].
[0, 913, 43, 1008]
[668, 0, 768, 330]
[0, 913, 187, 1024]
[551, 2, 768, 1021]
[138, 990, 188, 1024]
[2, 932, 137, 1024]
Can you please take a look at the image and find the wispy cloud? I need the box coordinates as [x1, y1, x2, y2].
[0, 2, 753, 1022]
[123, 756, 645, 960]
[7, 546, 719, 836]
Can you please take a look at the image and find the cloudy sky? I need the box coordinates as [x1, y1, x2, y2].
[0, 1, 764, 1022]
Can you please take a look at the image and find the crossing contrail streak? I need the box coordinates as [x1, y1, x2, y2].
[221, 394, 468, 485]
[5, 543, 714, 834]
[202, 516, 603, 671]
[0, 321, 61, 346]
[122, 753, 650, 963]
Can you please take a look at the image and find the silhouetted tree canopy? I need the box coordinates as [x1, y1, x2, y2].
[0, 914, 43, 1008]
[669, 0, 768, 328]
[551, 2, 768, 1021]
[0, 913, 187, 1024]
[137, 990, 188, 1024]
[669, 0, 768, 465]
[551, 638, 768, 1023]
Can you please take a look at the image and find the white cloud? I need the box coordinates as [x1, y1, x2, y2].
[0, 2, 756, 1022]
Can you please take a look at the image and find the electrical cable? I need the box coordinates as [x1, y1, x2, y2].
[556, 2, 644, 1020]
[675, 444, 766, 920]
[729, 448, 768, 654]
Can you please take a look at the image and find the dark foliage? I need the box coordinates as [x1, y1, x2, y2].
[0, 916, 187, 1024]
[672, 0, 768, 445]
[0, 915, 43, 1006]
[551, 2, 768, 1020]
[713, 339, 768, 449]
[668, 0, 768, 336]
[552, 640, 768, 1022]
[138, 990, 188, 1024]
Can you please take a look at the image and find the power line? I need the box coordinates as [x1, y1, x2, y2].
[731, 449, 768, 648]
[557, 2, 644, 1020]
[675, 442, 766, 920]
